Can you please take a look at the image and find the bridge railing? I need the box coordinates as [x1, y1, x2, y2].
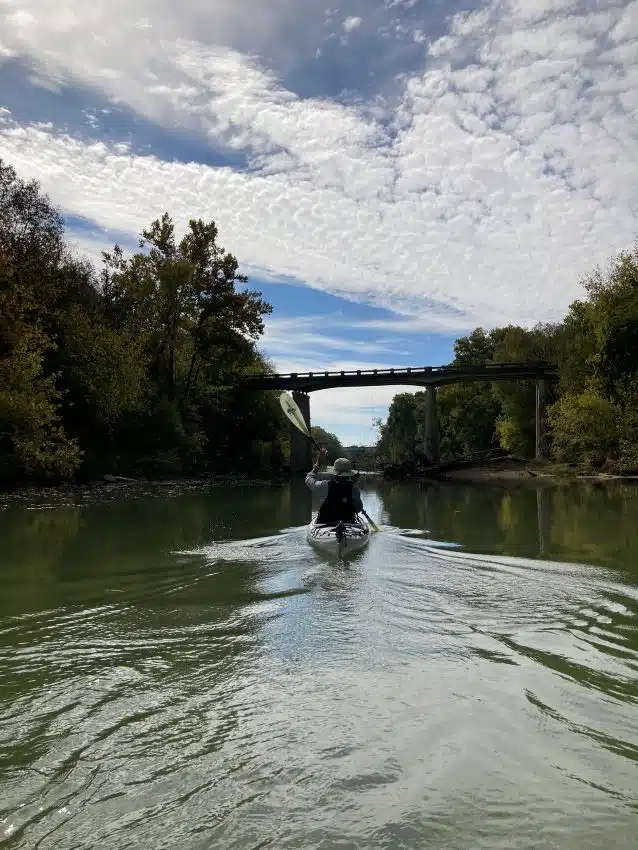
[244, 361, 556, 381]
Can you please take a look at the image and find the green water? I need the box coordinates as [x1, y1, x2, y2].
[1, 479, 637, 849]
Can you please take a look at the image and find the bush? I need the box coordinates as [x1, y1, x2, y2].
[548, 389, 619, 465]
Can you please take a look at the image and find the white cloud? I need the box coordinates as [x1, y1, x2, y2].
[609, 1, 638, 42]
[342, 16, 363, 32]
[1, 0, 637, 439]
[66, 227, 137, 268]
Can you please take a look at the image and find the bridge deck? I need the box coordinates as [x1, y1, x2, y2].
[244, 362, 557, 392]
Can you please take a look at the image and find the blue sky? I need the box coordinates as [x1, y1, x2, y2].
[1, 0, 637, 444]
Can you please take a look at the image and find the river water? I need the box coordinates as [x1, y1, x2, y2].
[1, 478, 637, 849]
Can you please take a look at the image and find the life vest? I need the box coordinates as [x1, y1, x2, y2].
[316, 480, 357, 524]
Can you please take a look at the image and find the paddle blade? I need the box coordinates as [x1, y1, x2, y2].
[279, 391, 311, 436]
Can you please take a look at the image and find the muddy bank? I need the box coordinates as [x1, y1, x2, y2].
[434, 457, 638, 484]
[0, 474, 286, 507]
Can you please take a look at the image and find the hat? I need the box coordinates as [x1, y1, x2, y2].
[330, 457, 357, 478]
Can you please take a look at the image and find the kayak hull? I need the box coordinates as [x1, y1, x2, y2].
[306, 518, 370, 557]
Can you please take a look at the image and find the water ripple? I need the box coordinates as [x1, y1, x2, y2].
[1, 493, 637, 849]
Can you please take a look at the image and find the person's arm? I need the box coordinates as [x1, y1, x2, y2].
[353, 486, 364, 513]
[305, 448, 329, 491]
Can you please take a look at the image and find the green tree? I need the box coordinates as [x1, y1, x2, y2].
[548, 388, 618, 466]
[311, 426, 343, 461]
[343, 445, 377, 470]
[99, 214, 275, 475]
[0, 158, 289, 485]
[376, 392, 421, 464]
[376, 240, 638, 468]
[0, 160, 82, 482]
[452, 327, 505, 365]
[438, 382, 500, 457]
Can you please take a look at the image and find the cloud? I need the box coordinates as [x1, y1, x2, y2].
[259, 314, 452, 364]
[260, 316, 390, 360]
[1, 0, 637, 440]
[1, 1, 635, 338]
[342, 16, 363, 32]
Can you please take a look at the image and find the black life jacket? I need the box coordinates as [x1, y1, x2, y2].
[316, 479, 357, 524]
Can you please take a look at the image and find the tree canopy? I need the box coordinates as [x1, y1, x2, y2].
[310, 426, 344, 461]
[0, 158, 288, 485]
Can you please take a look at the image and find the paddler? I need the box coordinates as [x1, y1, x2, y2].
[305, 448, 364, 524]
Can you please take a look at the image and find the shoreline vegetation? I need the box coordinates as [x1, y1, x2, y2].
[1, 159, 293, 488]
[376, 240, 638, 480]
[2, 157, 638, 491]
[0, 157, 373, 491]
[390, 456, 638, 484]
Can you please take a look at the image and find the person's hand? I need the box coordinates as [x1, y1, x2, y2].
[313, 448, 328, 468]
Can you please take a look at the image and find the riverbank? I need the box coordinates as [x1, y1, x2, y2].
[435, 457, 638, 483]
[0, 473, 287, 507]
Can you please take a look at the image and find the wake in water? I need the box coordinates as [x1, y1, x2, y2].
[2, 504, 637, 849]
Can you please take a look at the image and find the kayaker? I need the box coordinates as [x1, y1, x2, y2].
[305, 449, 364, 524]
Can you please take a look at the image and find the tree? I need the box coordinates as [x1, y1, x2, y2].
[548, 389, 618, 466]
[376, 238, 638, 469]
[98, 213, 275, 475]
[452, 327, 505, 365]
[0, 158, 289, 484]
[0, 160, 82, 482]
[311, 426, 343, 461]
[101, 214, 271, 400]
[376, 392, 421, 464]
[438, 383, 501, 457]
[343, 445, 377, 470]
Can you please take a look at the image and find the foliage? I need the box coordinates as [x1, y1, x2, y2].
[311, 426, 343, 461]
[377, 239, 638, 469]
[343, 444, 377, 470]
[376, 393, 423, 464]
[438, 383, 500, 457]
[0, 158, 287, 485]
[547, 388, 618, 465]
[0, 160, 83, 482]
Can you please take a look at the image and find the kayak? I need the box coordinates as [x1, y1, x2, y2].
[306, 517, 370, 557]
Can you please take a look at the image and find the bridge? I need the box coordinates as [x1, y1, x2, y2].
[244, 361, 558, 473]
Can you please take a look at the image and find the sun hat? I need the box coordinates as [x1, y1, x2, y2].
[330, 457, 357, 478]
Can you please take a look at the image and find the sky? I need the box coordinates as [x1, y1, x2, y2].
[0, 0, 637, 445]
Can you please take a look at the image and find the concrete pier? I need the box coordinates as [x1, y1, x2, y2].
[424, 385, 440, 465]
[535, 378, 549, 461]
[290, 391, 312, 475]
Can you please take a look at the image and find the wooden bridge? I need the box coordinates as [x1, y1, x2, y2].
[244, 361, 558, 473]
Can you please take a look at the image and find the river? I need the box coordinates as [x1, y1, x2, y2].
[1, 478, 637, 849]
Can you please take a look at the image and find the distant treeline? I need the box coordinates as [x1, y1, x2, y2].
[310, 426, 377, 469]
[1, 158, 291, 485]
[377, 240, 638, 471]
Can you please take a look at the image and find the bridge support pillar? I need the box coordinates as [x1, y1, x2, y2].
[535, 378, 549, 461]
[290, 391, 312, 475]
[424, 385, 440, 465]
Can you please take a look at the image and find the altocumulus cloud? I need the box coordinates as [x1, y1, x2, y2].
[0, 0, 637, 441]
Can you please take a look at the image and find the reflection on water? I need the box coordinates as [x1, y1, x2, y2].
[1, 479, 637, 849]
[380, 478, 638, 572]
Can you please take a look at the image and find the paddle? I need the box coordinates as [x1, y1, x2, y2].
[279, 391, 320, 450]
[279, 391, 380, 533]
[358, 510, 380, 533]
